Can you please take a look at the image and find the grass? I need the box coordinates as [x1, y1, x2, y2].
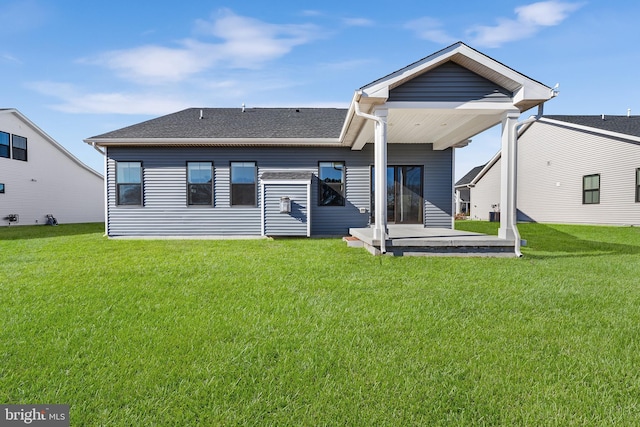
[1, 222, 640, 425]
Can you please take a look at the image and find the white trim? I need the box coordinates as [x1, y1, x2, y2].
[104, 146, 109, 236]
[260, 179, 312, 237]
[260, 181, 265, 236]
[307, 180, 312, 237]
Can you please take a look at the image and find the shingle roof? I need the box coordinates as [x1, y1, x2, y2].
[89, 108, 348, 140]
[455, 164, 486, 187]
[544, 115, 640, 138]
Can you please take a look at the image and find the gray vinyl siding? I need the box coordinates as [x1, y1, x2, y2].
[106, 144, 454, 236]
[516, 121, 640, 226]
[264, 184, 308, 236]
[389, 61, 512, 103]
[424, 149, 454, 227]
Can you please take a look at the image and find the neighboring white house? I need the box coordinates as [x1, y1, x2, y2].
[469, 115, 640, 226]
[0, 109, 104, 226]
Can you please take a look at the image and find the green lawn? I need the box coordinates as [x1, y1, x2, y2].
[2, 222, 640, 426]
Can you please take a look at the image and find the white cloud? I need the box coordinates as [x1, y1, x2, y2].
[2, 53, 22, 64]
[86, 9, 322, 84]
[27, 81, 190, 115]
[342, 17, 375, 27]
[468, 1, 583, 47]
[404, 17, 456, 44]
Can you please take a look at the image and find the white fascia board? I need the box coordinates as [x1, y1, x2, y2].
[85, 137, 342, 147]
[539, 118, 640, 144]
[259, 179, 311, 185]
[2, 109, 104, 179]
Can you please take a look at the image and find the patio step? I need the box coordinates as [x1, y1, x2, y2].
[342, 236, 364, 248]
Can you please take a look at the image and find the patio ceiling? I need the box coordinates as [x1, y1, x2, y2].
[349, 106, 508, 150]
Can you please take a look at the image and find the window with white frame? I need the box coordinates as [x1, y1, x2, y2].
[187, 162, 213, 205]
[230, 162, 256, 206]
[116, 161, 143, 206]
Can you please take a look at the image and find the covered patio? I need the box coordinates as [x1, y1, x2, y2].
[341, 42, 556, 256]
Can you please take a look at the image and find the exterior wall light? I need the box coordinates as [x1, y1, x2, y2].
[280, 196, 291, 214]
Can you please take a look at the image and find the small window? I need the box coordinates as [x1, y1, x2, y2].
[318, 161, 345, 206]
[0, 132, 8, 158]
[116, 161, 143, 206]
[230, 162, 256, 206]
[187, 162, 213, 205]
[636, 168, 640, 203]
[0, 183, 4, 193]
[583, 174, 600, 204]
[12, 135, 27, 161]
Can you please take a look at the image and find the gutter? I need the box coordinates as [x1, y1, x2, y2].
[353, 96, 387, 254]
[510, 103, 544, 257]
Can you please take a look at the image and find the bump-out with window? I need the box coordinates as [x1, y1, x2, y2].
[583, 174, 600, 204]
[187, 162, 213, 205]
[318, 161, 345, 206]
[116, 161, 143, 206]
[230, 162, 257, 206]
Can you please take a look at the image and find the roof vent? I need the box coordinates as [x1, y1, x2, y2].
[199, 109, 203, 120]
[628, 108, 631, 117]
[601, 114, 605, 120]
[242, 103, 245, 113]
[296, 109, 300, 113]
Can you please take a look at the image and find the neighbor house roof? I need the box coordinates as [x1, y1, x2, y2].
[543, 115, 640, 139]
[455, 164, 486, 188]
[87, 108, 348, 145]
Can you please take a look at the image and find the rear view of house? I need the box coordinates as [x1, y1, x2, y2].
[1, 109, 104, 226]
[86, 42, 556, 256]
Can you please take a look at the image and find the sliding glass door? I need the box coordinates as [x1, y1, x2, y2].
[371, 165, 424, 224]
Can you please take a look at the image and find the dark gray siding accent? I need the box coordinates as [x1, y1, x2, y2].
[264, 184, 308, 236]
[388, 61, 512, 103]
[106, 144, 453, 236]
[424, 149, 454, 228]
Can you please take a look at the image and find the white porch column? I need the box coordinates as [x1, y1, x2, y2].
[498, 111, 521, 242]
[373, 107, 389, 241]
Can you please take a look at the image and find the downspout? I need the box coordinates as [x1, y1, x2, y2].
[91, 141, 105, 155]
[354, 100, 387, 254]
[509, 103, 544, 257]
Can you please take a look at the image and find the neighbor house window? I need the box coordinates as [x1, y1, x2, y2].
[636, 168, 640, 203]
[116, 161, 143, 206]
[230, 162, 256, 206]
[187, 162, 213, 205]
[12, 135, 27, 161]
[318, 161, 345, 206]
[583, 174, 600, 204]
[0, 183, 4, 193]
[0, 132, 8, 158]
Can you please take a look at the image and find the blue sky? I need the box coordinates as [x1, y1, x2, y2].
[3, 0, 640, 179]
